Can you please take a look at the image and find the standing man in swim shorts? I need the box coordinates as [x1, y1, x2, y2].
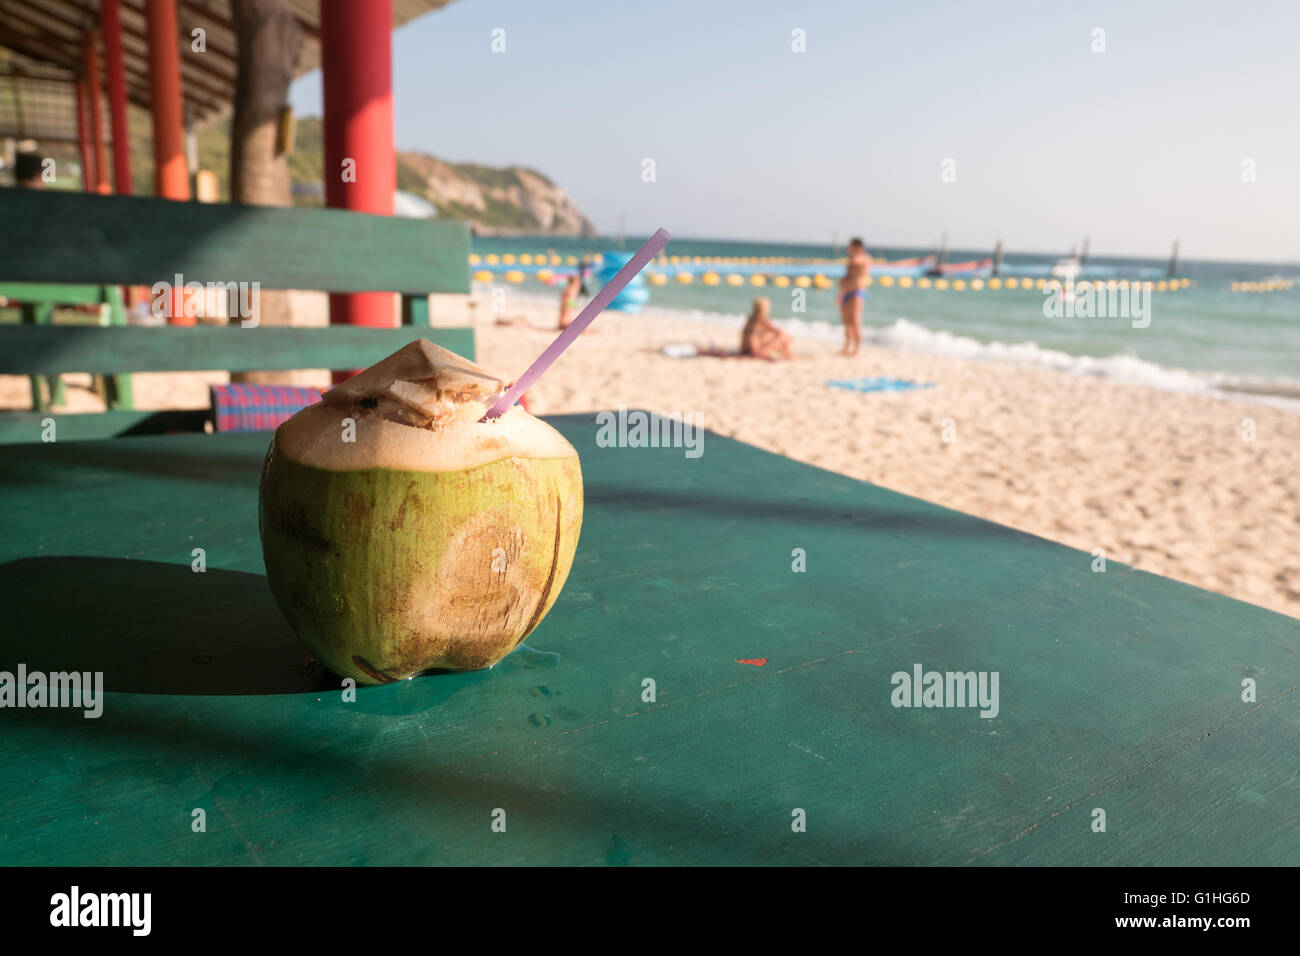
[838, 237, 871, 356]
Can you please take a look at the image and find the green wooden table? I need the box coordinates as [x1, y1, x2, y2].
[1, 416, 1297, 865]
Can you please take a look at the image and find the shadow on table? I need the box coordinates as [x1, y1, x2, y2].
[0, 436, 258, 489]
[0, 556, 336, 695]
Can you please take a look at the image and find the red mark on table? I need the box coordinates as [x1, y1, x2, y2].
[736, 658, 768, 666]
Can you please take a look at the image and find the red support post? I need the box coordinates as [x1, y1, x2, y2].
[102, 0, 132, 194]
[83, 31, 109, 195]
[321, 0, 396, 378]
[145, 0, 192, 325]
[146, 0, 190, 203]
[75, 78, 94, 191]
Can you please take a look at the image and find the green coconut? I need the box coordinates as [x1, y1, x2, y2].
[258, 339, 583, 685]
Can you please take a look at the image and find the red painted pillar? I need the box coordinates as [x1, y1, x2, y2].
[321, 0, 396, 377]
[83, 31, 110, 195]
[146, 0, 190, 202]
[146, 0, 192, 325]
[102, 0, 132, 194]
[75, 79, 94, 191]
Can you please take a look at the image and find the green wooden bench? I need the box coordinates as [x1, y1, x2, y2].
[0, 189, 472, 444]
[0, 281, 133, 412]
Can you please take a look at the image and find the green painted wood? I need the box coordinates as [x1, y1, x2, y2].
[21, 300, 62, 411]
[0, 282, 105, 304]
[0, 189, 471, 294]
[0, 325, 475, 375]
[401, 293, 430, 326]
[0, 418, 1296, 865]
[0, 409, 209, 444]
[101, 285, 134, 410]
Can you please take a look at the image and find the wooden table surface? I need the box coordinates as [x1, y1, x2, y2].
[1, 415, 1297, 865]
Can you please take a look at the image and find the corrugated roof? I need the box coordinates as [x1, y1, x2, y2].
[0, 0, 455, 142]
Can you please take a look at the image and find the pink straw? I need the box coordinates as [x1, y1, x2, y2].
[482, 227, 672, 419]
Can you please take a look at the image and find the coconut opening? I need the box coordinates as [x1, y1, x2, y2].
[276, 339, 578, 473]
[323, 339, 507, 429]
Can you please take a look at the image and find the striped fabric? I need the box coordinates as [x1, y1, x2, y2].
[210, 383, 323, 433]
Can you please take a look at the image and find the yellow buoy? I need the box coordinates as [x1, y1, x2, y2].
[504, 270, 524, 283]
[473, 269, 493, 283]
[750, 274, 766, 286]
[876, 275, 892, 287]
[1075, 280, 1090, 293]
[935, 278, 950, 290]
[485, 254, 499, 265]
[951, 279, 966, 291]
[986, 277, 1001, 290]
[1035, 278, 1047, 290]
[702, 272, 721, 286]
[676, 272, 693, 284]
[1003, 277, 1018, 289]
[726, 274, 745, 286]
[502, 254, 516, 265]
[1156, 280, 1168, 292]
[468, 253, 481, 265]
[918, 277, 932, 289]
[898, 275, 914, 288]
[970, 278, 984, 290]
[565, 255, 578, 266]
[794, 275, 812, 288]
[812, 274, 832, 289]
[536, 269, 553, 283]
[519, 254, 533, 265]
[773, 275, 790, 287]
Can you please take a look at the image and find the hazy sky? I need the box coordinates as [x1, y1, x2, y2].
[290, 0, 1299, 261]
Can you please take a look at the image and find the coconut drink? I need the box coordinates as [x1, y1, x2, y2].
[259, 340, 583, 685]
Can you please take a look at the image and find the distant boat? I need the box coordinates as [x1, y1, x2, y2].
[1051, 257, 1081, 279]
[938, 257, 994, 277]
[872, 254, 935, 277]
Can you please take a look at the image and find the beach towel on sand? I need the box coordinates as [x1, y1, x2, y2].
[826, 377, 934, 394]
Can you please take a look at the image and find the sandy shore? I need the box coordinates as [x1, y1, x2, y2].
[4, 290, 1297, 619]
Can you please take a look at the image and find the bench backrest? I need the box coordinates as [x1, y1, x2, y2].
[0, 189, 474, 376]
[0, 190, 475, 441]
[0, 189, 470, 293]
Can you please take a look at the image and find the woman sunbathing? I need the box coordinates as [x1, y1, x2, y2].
[740, 297, 794, 360]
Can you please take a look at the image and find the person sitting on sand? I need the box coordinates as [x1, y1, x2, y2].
[741, 297, 794, 360]
[838, 236, 871, 356]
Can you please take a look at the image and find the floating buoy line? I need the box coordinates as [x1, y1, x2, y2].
[467, 253, 1296, 294]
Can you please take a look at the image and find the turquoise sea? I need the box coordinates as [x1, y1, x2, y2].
[472, 234, 1300, 404]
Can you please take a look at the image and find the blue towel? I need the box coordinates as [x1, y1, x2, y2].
[826, 377, 935, 394]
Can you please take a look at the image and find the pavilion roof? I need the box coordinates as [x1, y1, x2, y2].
[0, 0, 455, 143]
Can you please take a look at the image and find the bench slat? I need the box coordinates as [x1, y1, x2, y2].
[0, 190, 471, 294]
[0, 409, 210, 444]
[0, 283, 107, 305]
[0, 325, 475, 375]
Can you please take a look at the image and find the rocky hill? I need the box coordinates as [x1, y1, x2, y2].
[185, 114, 595, 235]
